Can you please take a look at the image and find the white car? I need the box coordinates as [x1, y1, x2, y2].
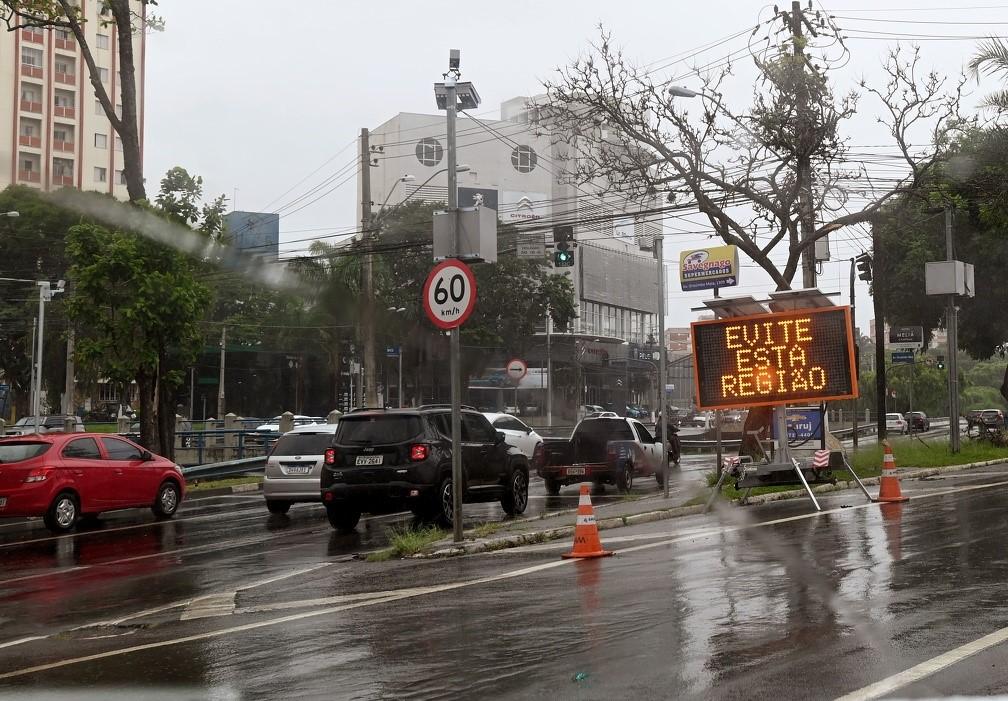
[483, 412, 543, 460]
[885, 413, 908, 435]
[263, 423, 341, 514]
[255, 415, 324, 433]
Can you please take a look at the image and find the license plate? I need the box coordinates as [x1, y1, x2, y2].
[355, 455, 383, 466]
[565, 467, 586, 476]
[284, 465, 311, 475]
[0, 497, 6, 509]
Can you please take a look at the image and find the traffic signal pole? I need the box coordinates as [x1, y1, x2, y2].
[849, 257, 858, 448]
[657, 235, 670, 499]
[445, 66, 464, 543]
[946, 207, 960, 453]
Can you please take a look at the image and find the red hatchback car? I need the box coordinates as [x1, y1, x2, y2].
[0, 433, 185, 532]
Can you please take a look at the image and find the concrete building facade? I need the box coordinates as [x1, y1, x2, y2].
[0, 2, 146, 197]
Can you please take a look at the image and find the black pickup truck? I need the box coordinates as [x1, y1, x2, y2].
[532, 416, 665, 495]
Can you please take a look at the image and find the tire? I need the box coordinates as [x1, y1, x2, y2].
[325, 503, 361, 533]
[435, 476, 455, 529]
[266, 499, 292, 515]
[616, 462, 634, 493]
[544, 477, 561, 496]
[152, 480, 181, 520]
[500, 467, 529, 517]
[43, 491, 79, 533]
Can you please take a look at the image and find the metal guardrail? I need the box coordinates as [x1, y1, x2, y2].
[181, 456, 268, 480]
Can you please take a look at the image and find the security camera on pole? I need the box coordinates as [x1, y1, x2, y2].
[429, 50, 495, 543]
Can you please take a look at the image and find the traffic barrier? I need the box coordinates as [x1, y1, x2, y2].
[561, 484, 613, 559]
[877, 440, 909, 503]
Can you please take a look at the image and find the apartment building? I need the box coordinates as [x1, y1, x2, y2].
[0, 2, 146, 196]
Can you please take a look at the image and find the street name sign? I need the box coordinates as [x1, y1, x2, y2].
[690, 306, 858, 410]
[891, 350, 915, 364]
[422, 259, 477, 330]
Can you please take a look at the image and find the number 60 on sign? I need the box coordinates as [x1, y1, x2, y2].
[423, 259, 478, 330]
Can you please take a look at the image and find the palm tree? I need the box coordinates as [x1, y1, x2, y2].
[970, 38, 1008, 112]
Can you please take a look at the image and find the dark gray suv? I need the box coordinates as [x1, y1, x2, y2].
[320, 407, 530, 533]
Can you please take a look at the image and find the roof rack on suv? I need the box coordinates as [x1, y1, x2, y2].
[417, 404, 478, 411]
[346, 406, 397, 413]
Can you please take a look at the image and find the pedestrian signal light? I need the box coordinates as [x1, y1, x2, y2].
[554, 249, 574, 267]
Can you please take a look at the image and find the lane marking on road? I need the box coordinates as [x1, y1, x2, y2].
[0, 636, 45, 650]
[2, 477, 1007, 680]
[834, 625, 1008, 701]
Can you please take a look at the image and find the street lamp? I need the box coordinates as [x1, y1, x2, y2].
[387, 306, 407, 408]
[32, 279, 65, 434]
[377, 175, 416, 213]
[388, 165, 470, 210]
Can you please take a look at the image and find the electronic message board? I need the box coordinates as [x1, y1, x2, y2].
[690, 306, 858, 410]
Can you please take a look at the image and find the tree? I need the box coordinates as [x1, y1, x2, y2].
[1, 0, 160, 201]
[540, 17, 965, 291]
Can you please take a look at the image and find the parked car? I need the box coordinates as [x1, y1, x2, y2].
[979, 409, 1006, 428]
[262, 423, 341, 514]
[254, 415, 323, 433]
[885, 412, 908, 434]
[0, 433, 184, 532]
[905, 411, 930, 432]
[5, 415, 84, 437]
[320, 407, 529, 532]
[534, 416, 665, 495]
[483, 412, 542, 459]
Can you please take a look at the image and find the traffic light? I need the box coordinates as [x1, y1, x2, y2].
[937, 355, 945, 370]
[855, 253, 873, 281]
[553, 225, 575, 268]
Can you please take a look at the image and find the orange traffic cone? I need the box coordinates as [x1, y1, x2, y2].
[561, 484, 613, 559]
[877, 440, 908, 503]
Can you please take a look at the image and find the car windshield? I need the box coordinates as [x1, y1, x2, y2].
[12, 417, 38, 426]
[271, 432, 335, 456]
[0, 441, 50, 462]
[336, 415, 422, 444]
[886, 414, 901, 420]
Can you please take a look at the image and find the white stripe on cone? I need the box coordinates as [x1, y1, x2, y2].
[576, 514, 597, 526]
[578, 493, 592, 507]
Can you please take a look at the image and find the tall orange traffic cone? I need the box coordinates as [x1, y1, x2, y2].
[562, 484, 613, 559]
[877, 440, 908, 503]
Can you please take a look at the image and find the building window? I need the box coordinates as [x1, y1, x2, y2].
[54, 127, 69, 141]
[415, 137, 443, 167]
[96, 33, 109, 49]
[94, 133, 107, 148]
[55, 59, 72, 74]
[22, 86, 40, 101]
[511, 145, 537, 173]
[116, 169, 126, 185]
[21, 47, 42, 66]
[23, 159, 34, 172]
[54, 93, 73, 107]
[95, 99, 103, 115]
[94, 166, 107, 182]
[98, 67, 109, 83]
[55, 28, 71, 42]
[53, 158, 73, 177]
[20, 122, 36, 137]
[115, 135, 123, 152]
[115, 103, 122, 118]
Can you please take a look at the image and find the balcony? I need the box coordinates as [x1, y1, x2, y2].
[18, 170, 41, 183]
[54, 72, 76, 85]
[53, 105, 76, 119]
[21, 28, 44, 43]
[20, 64, 43, 79]
[54, 38, 75, 51]
[52, 140, 74, 153]
[53, 174, 74, 187]
[19, 99, 42, 114]
[18, 135, 41, 148]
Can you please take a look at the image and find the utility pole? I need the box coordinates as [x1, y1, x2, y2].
[63, 328, 74, 417]
[546, 312, 552, 426]
[657, 235, 671, 499]
[849, 258, 858, 448]
[786, 1, 818, 289]
[360, 127, 378, 409]
[446, 62, 465, 544]
[945, 207, 961, 453]
[217, 325, 226, 419]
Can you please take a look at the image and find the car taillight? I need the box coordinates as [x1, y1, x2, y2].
[23, 468, 50, 483]
[410, 444, 429, 461]
[324, 448, 337, 465]
[532, 443, 544, 467]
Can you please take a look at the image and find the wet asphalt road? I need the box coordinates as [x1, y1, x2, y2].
[2, 461, 1008, 699]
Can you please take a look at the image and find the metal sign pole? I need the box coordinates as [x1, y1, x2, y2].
[657, 235, 670, 498]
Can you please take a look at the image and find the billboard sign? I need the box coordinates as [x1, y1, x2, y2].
[679, 244, 739, 291]
[690, 306, 858, 410]
[771, 406, 826, 442]
[888, 326, 923, 348]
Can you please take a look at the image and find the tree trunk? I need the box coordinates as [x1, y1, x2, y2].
[109, 0, 145, 202]
[136, 369, 159, 453]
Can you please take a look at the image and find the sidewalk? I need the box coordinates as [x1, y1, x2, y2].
[426, 457, 1008, 557]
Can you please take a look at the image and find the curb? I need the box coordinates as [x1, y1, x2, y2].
[422, 458, 1007, 558]
[186, 481, 263, 499]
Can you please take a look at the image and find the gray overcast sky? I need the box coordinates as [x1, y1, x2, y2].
[143, 1, 1006, 328]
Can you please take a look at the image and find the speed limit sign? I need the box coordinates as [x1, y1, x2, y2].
[423, 259, 477, 330]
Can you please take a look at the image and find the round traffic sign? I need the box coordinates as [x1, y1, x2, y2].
[505, 358, 528, 381]
[422, 259, 477, 330]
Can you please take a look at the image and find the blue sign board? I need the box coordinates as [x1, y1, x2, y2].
[771, 406, 825, 442]
[891, 350, 914, 364]
[385, 346, 401, 358]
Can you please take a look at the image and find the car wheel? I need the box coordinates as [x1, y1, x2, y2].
[500, 467, 529, 516]
[435, 476, 454, 529]
[616, 462, 634, 493]
[325, 503, 361, 533]
[544, 477, 561, 496]
[43, 491, 79, 533]
[266, 499, 292, 515]
[152, 481, 181, 520]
